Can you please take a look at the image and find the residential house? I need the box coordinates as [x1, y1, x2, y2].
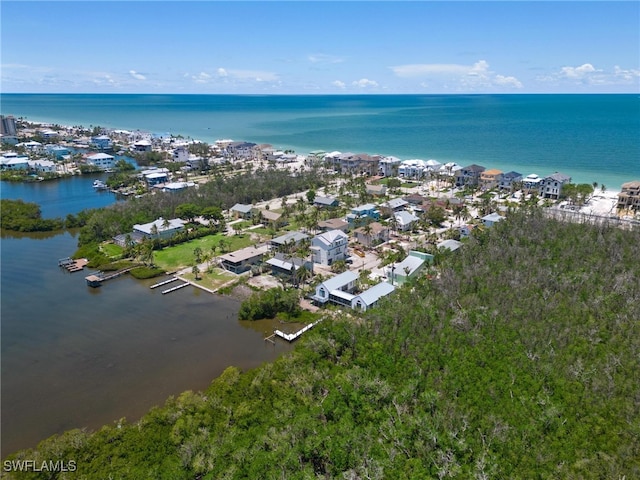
[351, 282, 396, 311]
[317, 218, 350, 233]
[309, 270, 358, 307]
[455, 164, 486, 188]
[313, 196, 339, 208]
[45, 144, 70, 159]
[346, 203, 380, 227]
[378, 156, 402, 177]
[354, 222, 389, 247]
[257, 209, 285, 227]
[366, 183, 387, 197]
[437, 239, 463, 252]
[140, 167, 170, 186]
[132, 139, 152, 152]
[388, 251, 433, 286]
[159, 181, 196, 193]
[541, 172, 572, 199]
[225, 141, 257, 159]
[219, 245, 269, 274]
[270, 231, 309, 252]
[29, 159, 56, 173]
[229, 203, 254, 219]
[481, 212, 504, 227]
[0, 153, 29, 170]
[310, 229, 349, 265]
[133, 217, 186, 240]
[394, 210, 420, 231]
[86, 153, 115, 171]
[499, 171, 523, 191]
[327, 152, 380, 176]
[91, 135, 112, 150]
[381, 197, 409, 216]
[266, 252, 314, 281]
[459, 224, 477, 239]
[521, 173, 544, 194]
[479, 169, 503, 190]
[617, 180, 640, 211]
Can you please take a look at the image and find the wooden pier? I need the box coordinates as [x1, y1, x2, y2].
[161, 282, 190, 294]
[85, 267, 135, 287]
[273, 318, 323, 342]
[59, 257, 88, 273]
[150, 277, 178, 289]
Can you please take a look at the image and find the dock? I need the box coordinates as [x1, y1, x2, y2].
[273, 318, 323, 342]
[59, 257, 88, 273]
[85, 267, 136, 287]
[161, 282, 190, 294]
[150, 277, 178, 289]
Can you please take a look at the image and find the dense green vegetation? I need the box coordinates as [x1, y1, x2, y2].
[5, 211, 639, 478]
[0, 199, 64, 232]
[238, 287, 301, 320]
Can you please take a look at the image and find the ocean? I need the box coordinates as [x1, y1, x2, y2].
[2, 93, 639, 189]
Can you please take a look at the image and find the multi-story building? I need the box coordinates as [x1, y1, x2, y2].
[310, 229, 349, 266]
[617, 180, 640, 211]
[541, 172, 571, 199]
[455, 164, 486, 188]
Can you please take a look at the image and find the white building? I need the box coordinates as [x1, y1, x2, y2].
[310, 229, 349, 266]
[133, 217, 186, 240]
[86, 153, 116, 171]
[310, 270, 358, 307]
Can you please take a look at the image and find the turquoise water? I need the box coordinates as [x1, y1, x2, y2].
[2, 94, 639, 189]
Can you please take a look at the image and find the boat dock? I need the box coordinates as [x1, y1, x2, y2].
[85, 267, 135, 287]
[161, 282, 190, 294]
[272, 318, 324, 343]
[59, 257, 88, 273]
[150, 277, 178, 289]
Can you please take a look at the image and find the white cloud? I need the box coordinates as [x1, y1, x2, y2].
[614, 65, 640, 82]
[332, 80, 346, 89]
[129, 70, 146, 81]
[308, 54, 344, 64]
[217, 68, 228, 77]
[192, 72, 211, 84]
[215, 68, 278, 82]
[352, 78, 378, 88]
[559, 63, 599, 79]
[390, 60, 522, 91]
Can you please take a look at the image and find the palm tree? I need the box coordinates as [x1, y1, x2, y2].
[193, 246, 203, 263]
[192, 265, 200, 280]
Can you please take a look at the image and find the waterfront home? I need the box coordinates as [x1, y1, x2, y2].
[310, 229, 349, 265]
[140, 167, 170, 186]
[354, 222, 389, 247]
[499, 171, 523, 191]
[455, 164, 486, 188]
[388, 251, 432, 286]
[481, 212, 504, 227]
[219, 245, 269, 274]
[617, 180, 640, 211]
[266, 252, 313, 281]
[351, 282, 396, 311]
[309, 270, 358, 307]
[378, 156, 402, 177]
[0, 153, 29, 170]
[541, 172, 572, 199]
[225, 141, 257, 159]
[86, 153, 116, 171]
[91, 135, 112, 150]
[394, 210, 420, 231]
[270, 231, 309, 252]
[437, 239, 463, 252]
[317, 218, 350, 233]
[480, 169, 504, 190]
[159, 181, 196, 193]
[347, 203, 380, 227]
[229, 203, 254, 219]
[399, 159, 429, 179]
[133, 217, 186, 240]
[45, 144, 70, 159]
[521, 173, 544, 194]
[313, 196, 339, 208]
[29, 159, 56, 173]
[17, 141, 43, 153]
[326, 152, 381, 176]
[172, 146, 190, 162]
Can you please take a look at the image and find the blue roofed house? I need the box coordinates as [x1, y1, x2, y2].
[91, 135, 113, 150]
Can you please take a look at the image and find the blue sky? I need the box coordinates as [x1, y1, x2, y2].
[2, 1, 639, 94]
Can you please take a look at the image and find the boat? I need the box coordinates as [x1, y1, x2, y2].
[93, 180, 108, 190]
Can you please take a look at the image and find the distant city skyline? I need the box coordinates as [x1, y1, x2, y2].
[2, 1, 639, 94]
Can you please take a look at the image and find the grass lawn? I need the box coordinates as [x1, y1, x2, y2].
[101, 242, 124, 258]
[182, 268, 238, 292]
[154, 233, 254, 271]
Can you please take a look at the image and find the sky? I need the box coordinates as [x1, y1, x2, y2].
[1, 1, 639, 94]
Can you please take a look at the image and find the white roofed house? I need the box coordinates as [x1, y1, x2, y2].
[133, 217, 187, 241]
[229, 203, 254, 219]
[351, 282, 396, 312]
[29, 159, 56, 173]
[309, 270, 358, 307]
[378, 155, 402, 177]
[91, 135, 112, 150]
[521, 174, 544, 194]
[310, 229, 349, 266]
[394, 210, 420, 232]
[266, 252, 314, 283]
[270, 231, 310, 252]
[132, 139, 152, 152]
[219, 245, 269, 274]
[387, 251, 433, 286]
[481, 212, 504, 227]
[86, 153, 116, 171]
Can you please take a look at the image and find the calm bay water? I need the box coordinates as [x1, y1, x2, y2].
[0, 178, 294, 457]
[2, 93, 639, 188]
